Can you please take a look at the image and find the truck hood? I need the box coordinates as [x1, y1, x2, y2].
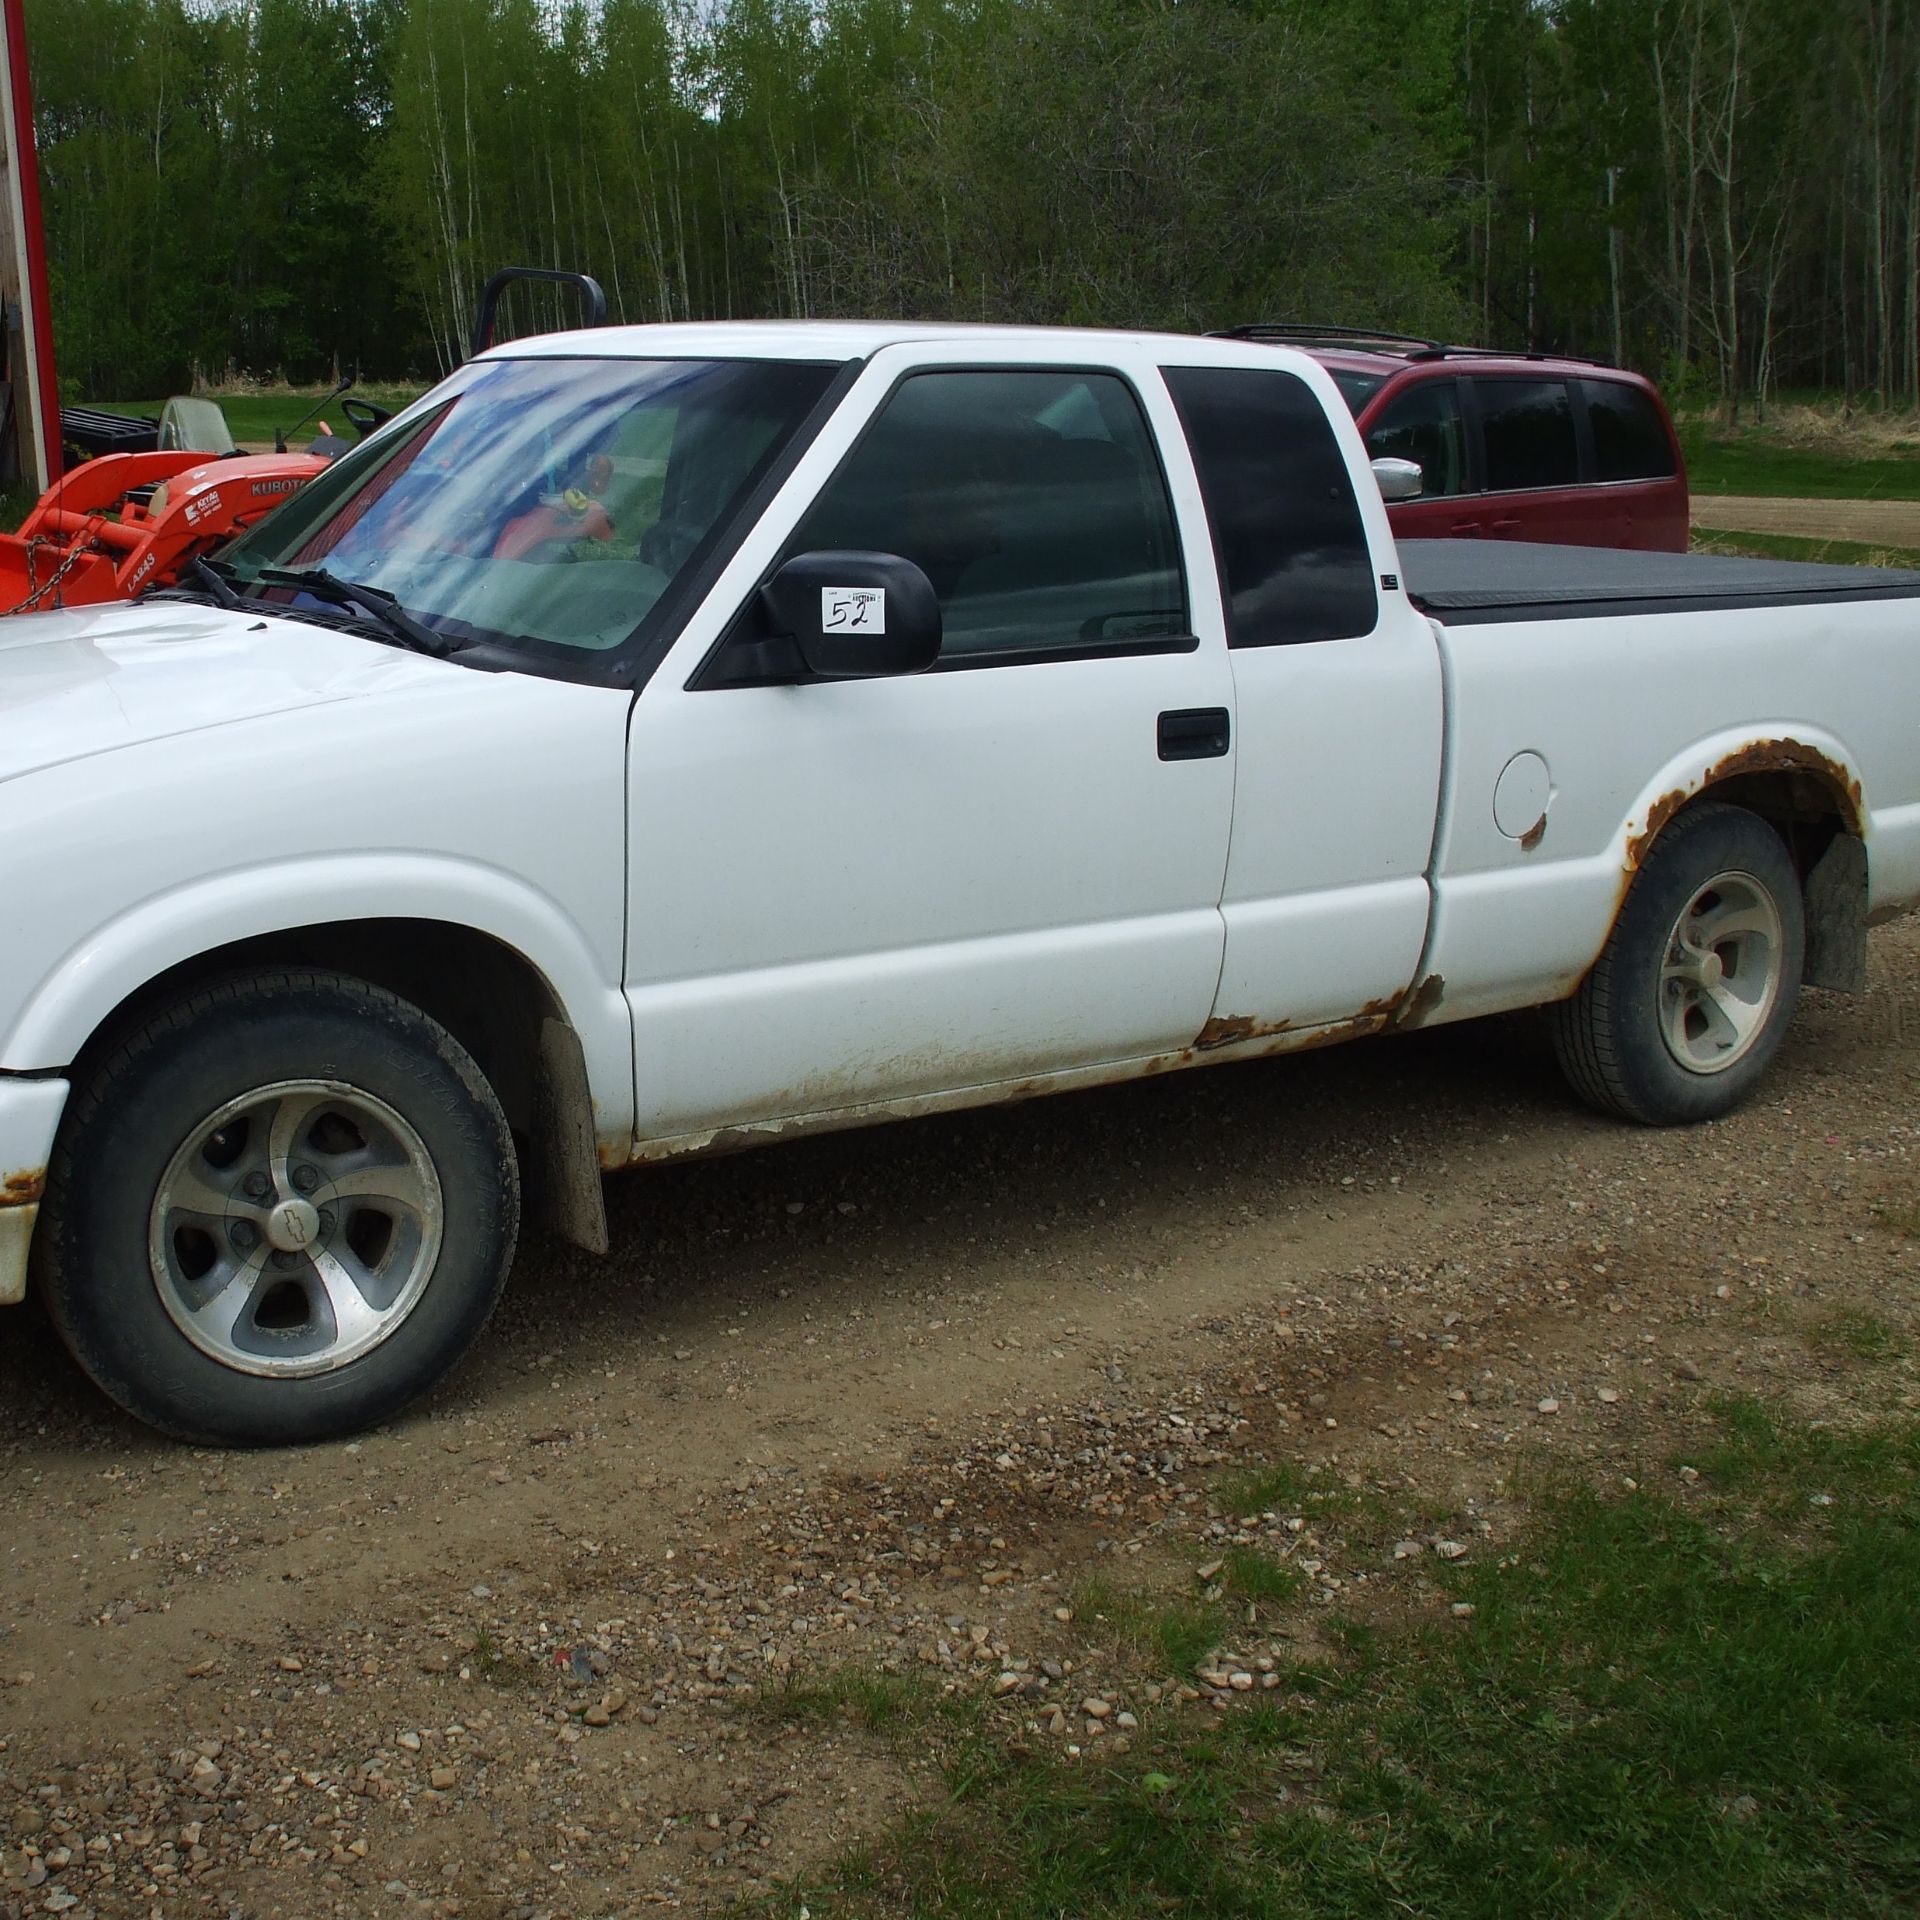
[0, 599, 448, 786]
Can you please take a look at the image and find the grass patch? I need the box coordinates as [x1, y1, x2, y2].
[754, 1665, 945, 1733]
[87, 386, 426, 451]
[1814, 1311, 1911, 1365]
[1216, 1460, 1316, 1518]
[1680, 428, 1920, 501]
[1220, 1545, 1303, 1607]
[778, 1402, 1920, 1917]
[1691, 528, 1920, 571]
[1214, 1459, 1406, 1532]
[1073, 1576, 1223, 1677]
[464, 1627, 545, 1691]
[1695, 1395, 1920, 1505]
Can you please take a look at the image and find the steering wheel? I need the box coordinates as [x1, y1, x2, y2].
[342, 397, 393, 440]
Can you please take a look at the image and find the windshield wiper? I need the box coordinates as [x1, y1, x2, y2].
[255, 565, 456, 658]
[147, 554, 245, 610]
[183, 555, 245, 606]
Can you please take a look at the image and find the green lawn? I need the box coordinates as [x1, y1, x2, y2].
[768, 1402, 1920, 1918]
[86, 386, 426, 450]
[1680, 429, 1920, 501]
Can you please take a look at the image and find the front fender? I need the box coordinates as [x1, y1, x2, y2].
[0, 854, 636, 1144]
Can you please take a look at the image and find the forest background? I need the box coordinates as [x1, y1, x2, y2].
[25, 0, 1920, 411]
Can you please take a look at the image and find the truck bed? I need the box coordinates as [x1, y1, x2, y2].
[1402, 538, 1920, 625]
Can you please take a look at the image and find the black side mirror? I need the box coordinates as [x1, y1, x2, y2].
[759, 550, 942, 679]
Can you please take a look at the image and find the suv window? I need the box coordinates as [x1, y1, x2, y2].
[1164, 365, 1377, 648]
[1364, 381, 1468, 497]
[1477, 379, 1579, 492]
[787, 369, 1187, 663]
[1581, 379, 1676, 482]
[1329, 370, 1385, 414]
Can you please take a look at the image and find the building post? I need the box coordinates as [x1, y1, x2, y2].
[0, 0, 57, 491]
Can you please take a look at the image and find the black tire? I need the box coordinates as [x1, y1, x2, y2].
[34, 971, 519, 1445]
[1550, 802, 1805, 1125]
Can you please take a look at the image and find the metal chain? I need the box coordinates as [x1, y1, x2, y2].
[11, 521, 108, 613]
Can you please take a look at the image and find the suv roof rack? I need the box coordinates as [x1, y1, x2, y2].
[1208, 322, 1451, 359]
[1209, 323, 1607, 368]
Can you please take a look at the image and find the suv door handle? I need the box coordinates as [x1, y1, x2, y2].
[1157, 707, 1230, 761]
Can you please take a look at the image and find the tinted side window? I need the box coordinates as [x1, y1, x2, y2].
[789, 369, 1187, 662]
[1365, 381, 1468, 497]
[1164, 366, 1378, 648]
[1477, 379, 1578, 492]
[1582, 379, 1676, 482]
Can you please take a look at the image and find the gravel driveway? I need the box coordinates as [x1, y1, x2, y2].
[1692, 493, 1920, 547]
[4, 923, 1919, 1917]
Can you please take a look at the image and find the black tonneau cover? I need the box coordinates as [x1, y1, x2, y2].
[1401, 538, 1920, 625]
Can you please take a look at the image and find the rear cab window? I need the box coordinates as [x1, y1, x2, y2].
[1164, 365, 1379, 647]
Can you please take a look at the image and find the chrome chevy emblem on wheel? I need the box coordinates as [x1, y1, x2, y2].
[147, 1078, 444, 1378]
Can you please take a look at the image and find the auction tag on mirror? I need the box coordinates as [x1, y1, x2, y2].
[821, 587, 885, 634]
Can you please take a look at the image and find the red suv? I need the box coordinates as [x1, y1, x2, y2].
[1219, 326, 1690, 552]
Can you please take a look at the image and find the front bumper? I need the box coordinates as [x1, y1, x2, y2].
[0, 1076, 68, 1305]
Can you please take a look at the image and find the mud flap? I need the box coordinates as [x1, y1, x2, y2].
[534, 1017, 611, 1255]
[1804, 832, 1868, 992]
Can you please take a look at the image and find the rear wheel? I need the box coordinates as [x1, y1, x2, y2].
[1551, 802, 1805, 1124]
[36, 972, 519, 1445]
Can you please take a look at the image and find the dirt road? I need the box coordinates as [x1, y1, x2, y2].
[1691, 492, 1920, 547]
[4, 925, 1919, 1917]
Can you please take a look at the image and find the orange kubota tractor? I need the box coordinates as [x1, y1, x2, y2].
[0, 382, 391, 615]
[0, 447, 328, 613]
[2, 270, 606, 616]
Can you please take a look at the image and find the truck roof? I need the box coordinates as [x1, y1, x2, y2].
[485, 320, 1647, 393]
[486, 319, 1264, 362]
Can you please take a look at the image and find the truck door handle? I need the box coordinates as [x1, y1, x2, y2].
[1157, 707, 1230, 761]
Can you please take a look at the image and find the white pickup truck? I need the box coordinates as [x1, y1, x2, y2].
[5, 322, 1918, 1445]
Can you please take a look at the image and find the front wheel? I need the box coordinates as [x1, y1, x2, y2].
[1551, 802, 1805, 1125]
[36, 972, 519, 1445]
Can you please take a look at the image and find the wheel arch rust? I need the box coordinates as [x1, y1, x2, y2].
[1622, 736, 1865, 880]
[1601, 734, 1870, 997]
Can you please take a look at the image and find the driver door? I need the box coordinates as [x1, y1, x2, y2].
[620, 346, 1237, 1149]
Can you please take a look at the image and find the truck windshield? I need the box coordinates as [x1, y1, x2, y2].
[221, 355, 837, 658]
